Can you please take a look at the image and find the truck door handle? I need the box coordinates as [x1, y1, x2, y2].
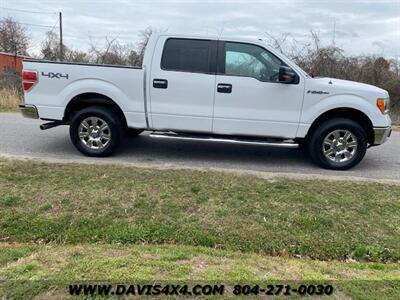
[217, 83, 232, 93]
[153, 79, 168, 89]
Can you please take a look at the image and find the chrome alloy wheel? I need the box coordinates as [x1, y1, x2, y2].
[78, 117, 111, 150]
[322, 130, 358, 163]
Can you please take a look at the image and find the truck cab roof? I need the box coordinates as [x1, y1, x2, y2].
[152, 32, 267, 44]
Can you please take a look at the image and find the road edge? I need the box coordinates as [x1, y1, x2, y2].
[1, 153, 399, 185]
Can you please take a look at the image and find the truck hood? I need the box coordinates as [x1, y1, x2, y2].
[307, 77, 389, 99]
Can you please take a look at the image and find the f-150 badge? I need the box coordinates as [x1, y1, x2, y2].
[307, 90, 329, 95]
[41, 72, 69, 79]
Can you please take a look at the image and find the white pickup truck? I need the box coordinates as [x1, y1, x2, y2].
[20, 33, 391, 170]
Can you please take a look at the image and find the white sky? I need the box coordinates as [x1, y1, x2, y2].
[1, 0, 399, 59]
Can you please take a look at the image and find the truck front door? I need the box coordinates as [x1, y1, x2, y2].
[212, 41, 304, 138]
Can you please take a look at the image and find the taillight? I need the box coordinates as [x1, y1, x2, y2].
[23, 82, 35, 90]
[22, 70, 38, 92]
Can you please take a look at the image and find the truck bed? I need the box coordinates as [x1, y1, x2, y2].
[22, 59, 147, 129]
[24, 58, 142, 69]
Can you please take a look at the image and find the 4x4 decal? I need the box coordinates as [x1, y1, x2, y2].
[41, 72, 69, 79]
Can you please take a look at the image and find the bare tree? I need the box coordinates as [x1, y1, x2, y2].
[64, 50, 90, 63]
[89, 36, 138, 65]
[135, 27, 153, 64]
[41, 26, 166, 66]
[134, 26, 167, 66]
[41, 31, 89, 63]
[0, 17, 29, 55]
[41, 31, 63, 61]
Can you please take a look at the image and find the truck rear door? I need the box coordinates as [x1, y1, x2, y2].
[149, 37, 217, 132]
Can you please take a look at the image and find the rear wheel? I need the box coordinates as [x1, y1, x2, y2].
[308, 118, 367, 170]
[70, 106, 123, 157]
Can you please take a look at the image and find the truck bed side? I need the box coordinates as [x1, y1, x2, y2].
[23, 60, 147, 128]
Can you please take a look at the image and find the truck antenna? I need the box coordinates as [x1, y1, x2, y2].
[332, 20, 336, 47]
[218, 22, 225, 38]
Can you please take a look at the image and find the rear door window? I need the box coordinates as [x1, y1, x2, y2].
[161, 38, 212, 73]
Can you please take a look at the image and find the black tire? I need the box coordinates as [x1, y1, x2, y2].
[295, 138, 308, 152]
[308, 118, 367, 170]
[126, 128, 144, 137]
[69, 106, 123, 157]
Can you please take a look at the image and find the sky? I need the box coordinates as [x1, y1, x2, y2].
[1, 0, 399, 59]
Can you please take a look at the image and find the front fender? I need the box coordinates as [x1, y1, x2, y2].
[301, 93, 386, 126]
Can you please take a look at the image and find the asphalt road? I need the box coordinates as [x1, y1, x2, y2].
[0, 112, 399, 181]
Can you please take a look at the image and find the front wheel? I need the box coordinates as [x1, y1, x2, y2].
[126, 128, 144, 137]
[69, 106, 123, 157]
[308, 118, 367, 170]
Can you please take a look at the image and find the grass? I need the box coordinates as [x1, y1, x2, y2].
[0, 159, 399, 298]
[0, 159, 399, 263]
[0, 88, 21, 112]
[0, 243, 399, 299]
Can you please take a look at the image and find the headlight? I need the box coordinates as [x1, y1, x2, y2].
[376, 97, 390, 114]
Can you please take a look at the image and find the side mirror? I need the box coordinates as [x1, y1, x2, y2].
[278, 66, 299, 84]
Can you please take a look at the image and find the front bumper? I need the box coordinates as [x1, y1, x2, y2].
[19, 104, 39, 119]
[373, 126, 392, 145]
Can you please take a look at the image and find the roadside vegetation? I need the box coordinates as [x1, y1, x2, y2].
[0, 87, 20, 111]
[1, 159, 399, 262]
[0, 159, 399, 298]
[1, 243, 399, 299]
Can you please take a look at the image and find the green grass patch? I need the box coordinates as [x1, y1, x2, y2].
[0, 245, 36, 267]
[0, 195, 19, 206]
[0, 243, 399, 299]
[0, 159, 399, 263]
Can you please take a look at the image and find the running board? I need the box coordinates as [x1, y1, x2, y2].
[149, 132, 298, 148]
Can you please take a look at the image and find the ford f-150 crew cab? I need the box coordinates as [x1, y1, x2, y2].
[20, 33, 392, 170]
